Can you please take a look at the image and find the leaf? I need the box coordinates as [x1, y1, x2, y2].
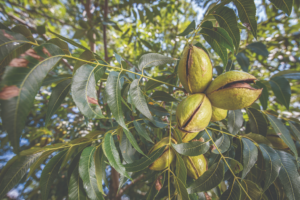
[79, 146, 104, 200]
[145, 74, 174, 91]
[11, 25, 34, 42]
[187, 160, 224, 194]
[267, 114, 298, 163]
[220, 181, 241, 200]
[200, 21, 234, 53]
[178, 20, 196, 36]
[172, 141, 210, 156]
[68, 164, 87, 200]
[244, 133, 273, 147]
[277, 150, 300, 200]
[212, 134, 231, 154]
[255, 81, 269, 110]
[241, 138, 258, 178]
[94, 146, 106, 195]
[47, 38, 70, 54]
[240, 179, 263, 200]
[73, 50, 96, 73]
[45, 78, 71, 124]
[151, 91, 178, 102]
[227, 110, 243, 135]
[138, 53, 176, 71]
[269, 0, 293, 15]
[40, 151, 66, 200]
[123, 128, 145, 156]
[72, 63, 105, 119]
[27, 150, 55, 179]
[124, 146, 165, 172]
[281, 72, 300, 80]
[0, 43, 64, 153]
[246, 42, 269, 57]
[120, 130, 137, 163]
[213, 6, 240, 52]
[233, 0, 257, 38]
[174, 177, 190, 200]
[227, 158, 244, 174]
[102, 132, 130, 178]
[269, 76, 291, 110]
[175, 153, 187, 186]
[289, 121, 300, 142]
[148, 104, 169, 116]
[258, 144, 281, 191]
[236, 52, 250, 72]
[145, 172, 166, 200]
[133, 120, 154, 143]
[129, 79, 153, 121]
[247, 108, 268, 136]
[0, 152, 42, 198]
[105, 72, 128, 130]
[42, 75, 71, 86]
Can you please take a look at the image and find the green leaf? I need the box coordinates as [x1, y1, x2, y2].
[94, 145, 106, 195]
[247, 108, 268, 136]
[244, 133, 273, 147]
[175, 153, 187, 186]
[0, 152, 42, 198]
[68, 164, 87, 200]
[133, 120, 154, 143]
[227, 110, 243, 135]
[255, 81, 269, 110]
[187, 160, 224, 194]
[11, 25, 34, 42]
[233, 0, 257, 38]
[213, 6, 240, 52]
[289, 121, 300, 142]
[240, 179, 263, 200]
[242, 138, 258, 178]
[200, 21, 234, 53]
[151, 91, 178, 102]
[246, 42, 269, 57]
[220, 181, 241, 200]
[174, 176, 190, 200]
[277, 150, 300, 200]
[123, 128, 145, 156]
[267, 114, 298, 162]
[145, 172, 166, 200]
[282, 72, 300, 80]
[124, 146, 165, 172]
[40, 151, 66, 200]
[140, 39, 153, 50]
[193, 42, 209, 55]
[27, 150, 55, 179]
[79, 146, 104, 200]
[105, 72, 127, 130]
[45, 78, 71, 124]
[37, 25, 46, 35]
[72, 63, 105, 119]
[42, 75, 71, 86]
[73, 50, 96, 73]
[269, 76, 291, 110]
[120, 129, 137, 163]
[73, 29, 86, 39]
[145, 74, 174, 91]
[236, 52, 250, 72]
[148, 104, 169, 116]
[102, 132, 130, 178]
[228, 158, 244, 174]
[172, 141, 210, 156]
[258, 144, 281, 191]
[138, 53, 176, 71]
[178, 20, 195, 36]
[212, 134, 231, 154]
[0, 29, 33, 69]
[47, 38, 70, 54]
[265, 184, 279, 200]
[0, 43, 64, 153]
[129, 79, 153, 121]
[269, 0, 293, 15]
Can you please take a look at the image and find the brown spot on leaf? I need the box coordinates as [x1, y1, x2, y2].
[214, 27, 217, 31]
[87, 96, 99, 105]
[25, 49, 43, 61]
[278, 133, 282, 136]
[9, 58, 29, 67]
[2, 30, 15, 40]
[0, 85, 20, 100]
[155, 176, 163, 191]
[43, 47, 52, 57]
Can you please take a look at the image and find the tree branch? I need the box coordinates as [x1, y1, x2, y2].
[116, 174, 145, 198]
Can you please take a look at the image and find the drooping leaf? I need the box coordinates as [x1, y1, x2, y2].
[175, 153, 187, 185]
[79, 146, 104, 200]
[123, 128, 145, 156]
[258, 144, 281, 191]
[151, 91, 178, 102]
[247, 108, 268, 136]
[241, 138, 258, 178]
[172, 141, 210, 156]
[0, 152, 42, 198]
[11, 25, 34, 42]
[277, 150, 300, 200]
[269, 76, 291, 110]
[187, 160, 224, 194]
[178, 20, 196, 36]
[289, 121, 300, 142]
[244, 133, 273, 147]
[114, 51, 123, 65]
[269, 0, 293, 15]
[212, 134, 231, 154]
[220, 181, 241, 200]
[47, 38, 70, 54]
[174, 176, 190, 200]
[73, 50, 96, 73]
[236, 52, 250, 72]
[72, 63, 106, 119]
[281, 72, 300, 80]
[68, 164, 87, 200]
[267, 114, 297, 161]
[148, 104, 169, 116]
[213, 6, 240, 52]
[145, 172, 166, 200]
[138, 53, 176, 71]
[45, 78, 71, 124]
[27, 150, 55, 179]
[240, 179, 263, 200]
[124, 146, 165, 172]
[227, 157, 244, 174]
[255, 81, 269, 110]
[0, 43, 64, 153]
[145, 74, 175, 91]
[102, 132, 130, 178]
[246, 42, 269, 56]
[94, 145, 106, 195]
[129, 79, 153, 121]
[133, 120, 154, 143]
[233, 0, 257, 38]
[227, 110, 243, 135]
[40, 151, 66, 200]
[120, 129, 138, 163]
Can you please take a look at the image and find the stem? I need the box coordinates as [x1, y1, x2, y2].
[168, 103, 173, 200]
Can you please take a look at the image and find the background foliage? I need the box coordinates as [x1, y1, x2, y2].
[0, 0, 300, 199]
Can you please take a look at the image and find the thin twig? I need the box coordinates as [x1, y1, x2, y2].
[116, 174, 145, 198]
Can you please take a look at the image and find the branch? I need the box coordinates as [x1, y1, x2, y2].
[103, 0, 109, 61]
[116, 174, 145, 198]
[83, 0, 96, 52]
